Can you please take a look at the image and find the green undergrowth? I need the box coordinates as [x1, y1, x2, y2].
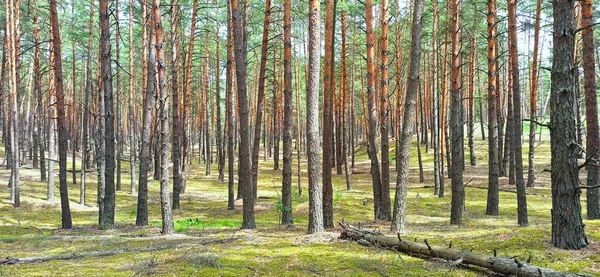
[0, 135, 599, 276]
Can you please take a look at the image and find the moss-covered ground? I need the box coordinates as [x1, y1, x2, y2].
[0, 134, 599, 276]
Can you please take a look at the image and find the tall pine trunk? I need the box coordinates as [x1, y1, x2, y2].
[550, 0, 588, 250]
[50, 0, 73, 229]
[581, 0, 600, 219]
[307, 0, 324, 233]
[231, 0, 256, 229]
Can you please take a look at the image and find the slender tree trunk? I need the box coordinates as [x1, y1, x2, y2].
[128, 0, 137, 195]
[322, 0, 336, 228]
[468, 35, 476, 166]
[431, 0, 441, 196]
[151, 0, 174, 235]
[50, 0, 73, 229]
[508, 0, 528, 227]
[115, 0, 122, 192]
[550, 0, 588, 250]
[231, 0, 256, 229]
[365, 0, 384, 221]
[378, 0, 392, 220]
[226, 1, 235, 210]
[485, 0, 500, 216]
[391, 0, 425, 232]
[7, 0, 20, 206]
[281, 0, 294, 226]
[251, 0, 271, 199]
[526, 0, 541, 188]
[48, 11, 57, 203]
[80, 0, 93, 204]
[170, 0, 182, 210]
[182, 0, 199, 194]
[449, 0, 464, 226]
[307, 0, 324, 233]
[341, 3, 351, 191]
[216, 17, 224, 184]
[581, 0, 600, 219]
[33, 2, 46, 182]
[100, 0, 115, 229]
[136, 0, 154, 227]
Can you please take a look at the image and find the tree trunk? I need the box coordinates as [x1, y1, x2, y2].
[508, 0, 528, 227]
[581, 0, 600, 219]
[50, 0, 73, 229]
[550, 0, 588, 250]
[526, 0, 541, 188]
[216, 18, 224, 184]
[378, 0, 392, 220]
[128, 0, 137, 196]
[170, 0, 182, 210]
[226, 1, 235, 210]
[152, 0, 174, 235]
[431, 0, 441, 196]
[485, 0, 500, 216]
[322, 0, 336, 228]
[391, 0, 424, 232]
[250, 0, 270, 198]
[449, 0, 464, 226]
[281, 0, 293, 226]
[6, 0, 20, 206]
[182, 0, 199, 194]
[231, 0, 256, 229]
[365, 0, 384, 221]
[99, 0, 115, 229]
[467, 35, 476, 166]
[341, 4, 351, 191]
[136, 0, 153, 226]
[307, 0, 324, 233]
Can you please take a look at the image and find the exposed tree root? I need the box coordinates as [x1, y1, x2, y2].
[339, 223, 593, 277]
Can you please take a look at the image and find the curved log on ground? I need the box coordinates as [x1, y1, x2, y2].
[339, 223, 593, 277]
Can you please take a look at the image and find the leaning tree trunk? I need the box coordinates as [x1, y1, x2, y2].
[550, 0, 588, 250]
[391, 0, 425, 232]
[251, 0, 271, 200]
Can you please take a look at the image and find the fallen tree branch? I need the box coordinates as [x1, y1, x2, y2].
[339, 223, 593, 277]
[0, 239, 231, 265]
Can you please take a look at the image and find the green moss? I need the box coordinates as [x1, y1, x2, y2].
[0, 139, 598, 276]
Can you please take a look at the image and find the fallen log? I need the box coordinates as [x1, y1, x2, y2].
[339, 223, 593, 277]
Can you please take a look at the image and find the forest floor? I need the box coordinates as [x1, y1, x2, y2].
[1, 134, 600, 276]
